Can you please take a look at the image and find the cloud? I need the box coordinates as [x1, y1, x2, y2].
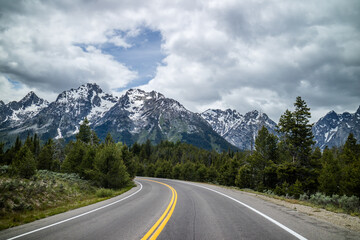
[0, 76, 57, 103]
[143, 0, 360, 121]
[0, 0, 359, 122]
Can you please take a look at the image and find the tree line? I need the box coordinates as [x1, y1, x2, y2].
[1, 97, 359, 198]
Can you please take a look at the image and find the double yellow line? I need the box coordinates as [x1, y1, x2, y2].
[141, 179, 178, 240]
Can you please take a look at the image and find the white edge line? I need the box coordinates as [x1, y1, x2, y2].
[8, 181, 143, 240]
[177, 180, 307, 240]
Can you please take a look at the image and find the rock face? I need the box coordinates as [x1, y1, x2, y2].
[0, 84, 235, 151]
[94, 89, 236, 151]
[312, 107, 360, 149]
[201, 109, 277, 150]
[1, 82, 358, 151]
[0, 91, 49, 130]
[0, 83, 118, 143]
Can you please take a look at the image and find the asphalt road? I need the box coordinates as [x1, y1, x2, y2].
[1, 177, 359, 240]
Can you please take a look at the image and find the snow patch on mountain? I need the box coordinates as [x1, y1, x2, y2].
[201, 109, 277, 150]
[313, 106, 360, 149]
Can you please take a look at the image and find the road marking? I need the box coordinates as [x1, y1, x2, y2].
[7, 182, 143, 240]
[141, 179, 177, 240]
[178, 181, 307, 240]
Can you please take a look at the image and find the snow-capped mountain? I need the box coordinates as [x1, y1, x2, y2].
[0, 92, 49, 129]
[94, 89, 235, 151]
[201, 109, 277, 150]
[1, 82, 358, 151]
[0, 85, 235, 151]
[0, 83, 118, 141]
[312, 107, 360, 149]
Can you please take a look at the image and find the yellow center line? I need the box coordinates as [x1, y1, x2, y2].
[141, 179, 178, 240]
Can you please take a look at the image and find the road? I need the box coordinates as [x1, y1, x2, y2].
[1, 177, 359, 240]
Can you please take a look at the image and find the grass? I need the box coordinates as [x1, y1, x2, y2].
[238, 188, 360, 217]
[191, 180, 359, 217]
[0, 170, 135, 230]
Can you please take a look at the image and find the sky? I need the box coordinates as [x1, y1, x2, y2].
[0, 0, 359, 123]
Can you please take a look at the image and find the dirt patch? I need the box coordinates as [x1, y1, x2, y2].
[247, 192, 360, 233]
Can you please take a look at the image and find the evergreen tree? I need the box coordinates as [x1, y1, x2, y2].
[61, 141, 86, 173]
[278, 97, 314, 165]
[93, 143, 130, 188]
[32, 133, 41, 157]
[318, 147, 340, 195]
[14, 136, 22, 152]
[339, 134, 360, 196]
[251, 126, 278, 189]
[76, 118, 91, 144]
[38, 139, 55, 170]
[12, 145, 37, 179]
[235, 164, 253, 188]
[105, 132, 115, 145]
[0, 142, 4, 165]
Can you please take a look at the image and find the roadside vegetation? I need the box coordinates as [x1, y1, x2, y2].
[0, 118, 134, 230]
[0, 169, 133, 230]
[0, 96, 359, 229]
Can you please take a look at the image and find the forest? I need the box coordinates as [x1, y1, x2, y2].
[1, 97, 359, 212]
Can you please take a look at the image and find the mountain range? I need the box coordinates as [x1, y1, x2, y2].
[0, 83, 359, 151]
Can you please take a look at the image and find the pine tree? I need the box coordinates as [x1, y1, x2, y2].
[14, 136, 22, 152]
[0, 142, 4, 165]
[12, 145, 37, 179]
[33, 133, 40, 157]
[38, 139, 54, 170]
[76, 118, 91, 144]
[251, 126, 278, 189]
[105, 132, 115, 145]
[93, 143, 130, 189]
[278, 97, 314, 165]
[339, 133, 360, 196]
[61, 141, 86, 173]
[318, 147, 340, 195]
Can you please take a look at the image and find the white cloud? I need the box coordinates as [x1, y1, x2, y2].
[0, 0, 359, 122]
[0, 76, 57, 103]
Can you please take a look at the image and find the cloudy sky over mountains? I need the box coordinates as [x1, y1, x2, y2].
[0, 0, 359, 122]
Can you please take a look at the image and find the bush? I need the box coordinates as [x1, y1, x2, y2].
[338, 195, 359, 212]
[299, 193, 309, 201]
[309, 192, 360, 213]
[95, 188, 114, 198]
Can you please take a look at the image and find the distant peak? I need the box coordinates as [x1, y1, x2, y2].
[125, 88, 165, 100]
[24, 91, 37, 98]
[326, 110, 338, 116]
[356, 105, 360, 114]
[21, 91, 40, 102]
[80, 83, 102, 93]
[85, 82, 100, 89]
[202, 109, 222, 115]
[126, 88, 145, 95]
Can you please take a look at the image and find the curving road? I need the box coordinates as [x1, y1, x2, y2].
[1, 178, 359, 240]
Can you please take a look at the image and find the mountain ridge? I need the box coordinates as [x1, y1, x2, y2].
[0, 83, 358, 151]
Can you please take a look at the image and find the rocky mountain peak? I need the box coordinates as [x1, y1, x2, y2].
[313, 107, 360, 149]
[125, 88, 165, 101]
[19, 91, 48, 108]
[56, 83, 104, 103]
[201, 108, 277, 150]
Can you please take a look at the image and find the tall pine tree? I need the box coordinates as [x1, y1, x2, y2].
[278, 96, 314, 165]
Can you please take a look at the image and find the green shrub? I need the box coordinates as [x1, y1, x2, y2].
[338, 195, 359, 212]
[308, 192, 360, 213]
[95, 188, 114, 198]
[299, 193, 309, 201]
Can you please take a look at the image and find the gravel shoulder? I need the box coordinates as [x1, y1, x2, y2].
[244, 191, 360, 233]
